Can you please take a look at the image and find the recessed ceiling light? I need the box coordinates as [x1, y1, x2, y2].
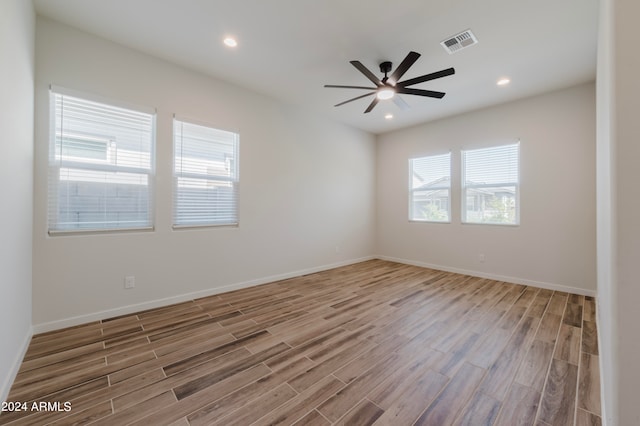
[385, 113, 393, 120]
[497, 78, 511, 86]
[377, 88, 395, 100]
[223, 37, 238, 48]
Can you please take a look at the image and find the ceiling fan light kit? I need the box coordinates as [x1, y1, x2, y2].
[324, 51, 455, 114]
[377, 89, 395, 100]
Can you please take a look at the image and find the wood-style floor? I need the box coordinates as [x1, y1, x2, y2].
[2, 260, 601, 425]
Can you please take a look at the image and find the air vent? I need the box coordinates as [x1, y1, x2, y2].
[441, 29, 478, 54]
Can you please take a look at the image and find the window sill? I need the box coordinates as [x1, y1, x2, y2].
[48, 226, 154, 237]
[408, 219, 452, 224]
[172, 223, 239, 231]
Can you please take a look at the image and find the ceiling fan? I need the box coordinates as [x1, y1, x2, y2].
[324, 51, 455, 113]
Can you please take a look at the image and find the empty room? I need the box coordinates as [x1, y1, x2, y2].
[1, 0, 638, 425]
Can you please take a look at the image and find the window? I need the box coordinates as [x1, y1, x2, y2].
[48, 89, 155, 233]
[173, 118, 239, 227]
[409, 152, 451, 222]
[462, 142, 519, 225]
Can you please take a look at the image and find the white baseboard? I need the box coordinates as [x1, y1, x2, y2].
[32, 256, 375, 334]
[32, 253, 596, 334]
[376, 255, 597, 297]
[1, 327, 32, 404]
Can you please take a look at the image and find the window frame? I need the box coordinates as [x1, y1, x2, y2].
[47, 86, 156, 235]
[172, 116, 240, 229]
[461, 142, 520, 226]
[408, 152, 452, 224]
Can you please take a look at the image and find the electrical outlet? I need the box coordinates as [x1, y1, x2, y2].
[478, 254, 485, 263]
[124, 276, 135, 289]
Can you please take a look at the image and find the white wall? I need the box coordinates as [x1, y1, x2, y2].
[597, 0, 640, 424]
[33, 18, 376, 330]
[0, 0, 34, 403]
[376, 83, 596, 294]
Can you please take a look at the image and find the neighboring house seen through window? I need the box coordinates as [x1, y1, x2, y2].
[462, 143, 520, 225]
[48, 89, 155, 233]
[409, 152, 451, 223]
[173, 118, 239, 227]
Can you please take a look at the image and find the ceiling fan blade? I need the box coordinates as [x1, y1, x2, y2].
[364, 97, 379, 113]
[350, 61, 383, 87]
[334, 92, 376, 107]
[324, 84, 378, 90]
[398, 68, 455, 87]
[397, 87, 446, 98]
[393, 95, 410, 110]
[389, 51, 421, 84]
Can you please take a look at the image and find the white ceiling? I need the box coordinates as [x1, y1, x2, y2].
[34, 0, 599, 134]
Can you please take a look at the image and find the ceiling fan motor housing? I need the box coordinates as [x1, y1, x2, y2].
[380, 61, 393, 82]
[379, 61, 393, 74]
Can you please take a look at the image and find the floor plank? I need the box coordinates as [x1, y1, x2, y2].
[372, 369, 448, 425]
[452, 391, 501, 426]
[582, 320, 599, 355]
[578, 352, 601, 415]
[575, 408, 603, 426]
[493, 382, 541, 426]
[335, 399, 384, 426]
[554, 324, 581, 365]
[538, 358, 579, 426]
[515, 339, 554, 392]
[413, 362, 486, 426]
[293, 410, 331, 426]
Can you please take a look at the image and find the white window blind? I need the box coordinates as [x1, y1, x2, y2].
[48, 90, 155, 233]
[409, 152, 451, 222]
[462, 142, 519, 225]
[173, 119, 239, 227]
